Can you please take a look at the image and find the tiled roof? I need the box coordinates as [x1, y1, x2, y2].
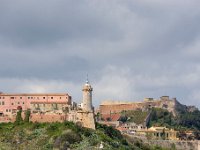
[101, 113, 121, 121]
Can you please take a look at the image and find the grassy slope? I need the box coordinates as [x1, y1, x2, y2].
[0, 122, 169, 150]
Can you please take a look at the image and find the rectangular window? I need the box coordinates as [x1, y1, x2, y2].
[28, 97, 30, 99]
[6, 109, 8, 112]
[0, 102, 1, 105]
[10, 97, 14, 99]
[51, 97, 53, 99]
[20, 97, 22, 99]
[2, 101, 4, 105]
[18, 102, 20, 104]
[22, 102, 24, 105]
[43, 97, 45, 99]
[60, 97, 62, 99]
[0, 97, 1, 99]
[11, 103, 14, 105]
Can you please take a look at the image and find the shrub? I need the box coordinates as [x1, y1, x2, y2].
[15, 110, 23, 125]
[24, 109, 31, 123]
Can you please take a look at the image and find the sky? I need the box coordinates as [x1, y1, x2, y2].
[1, 0, 200, 108]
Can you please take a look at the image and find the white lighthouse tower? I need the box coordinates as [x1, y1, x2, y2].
[82, 77, 93, 112]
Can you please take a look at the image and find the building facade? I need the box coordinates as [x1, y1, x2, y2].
[0, 80, 96, 129]
[0, 93, 71, 122]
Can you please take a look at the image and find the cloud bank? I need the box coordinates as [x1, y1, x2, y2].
[1, 0, 200, 107]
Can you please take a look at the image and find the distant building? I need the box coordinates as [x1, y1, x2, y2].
[99, 96, 180, 116]
[137, 126, 178, 140]
[0, 80, 96, 129]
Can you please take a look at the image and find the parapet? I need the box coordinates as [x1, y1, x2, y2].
[160, 96, 169, 101]
[144, 98, 154, 102]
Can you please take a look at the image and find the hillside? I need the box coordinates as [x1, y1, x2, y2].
[148, 107, 200, 135]
[120, 110, 149, 124]
[0, 122, 169, 150]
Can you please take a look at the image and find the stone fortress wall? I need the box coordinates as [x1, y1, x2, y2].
[99, 96, 196, 116]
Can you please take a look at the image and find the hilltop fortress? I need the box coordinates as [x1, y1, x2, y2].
[99, 96, 197, 116]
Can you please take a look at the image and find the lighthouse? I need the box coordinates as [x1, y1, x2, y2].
[82, 78, 93, 112]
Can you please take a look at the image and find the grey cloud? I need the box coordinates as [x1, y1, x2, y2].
[0, 0, 200, 108]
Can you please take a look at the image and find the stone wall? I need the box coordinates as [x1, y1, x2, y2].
[76, 111, 95, 129]
[30, 113, 68, 123]
[99, 98, 179, 116]
[144, 140, 200, 150]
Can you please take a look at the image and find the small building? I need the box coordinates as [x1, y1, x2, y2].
[138, 126, 177, 140]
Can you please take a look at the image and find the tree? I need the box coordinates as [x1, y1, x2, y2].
[15, 109, 23, 125]
[24, 109, 31, 123]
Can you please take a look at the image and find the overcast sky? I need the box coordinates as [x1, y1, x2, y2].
[1, 0, 200, 108]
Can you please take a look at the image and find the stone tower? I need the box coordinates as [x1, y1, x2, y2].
[82, 79, 93, 112]
[75, 78, 96, 129]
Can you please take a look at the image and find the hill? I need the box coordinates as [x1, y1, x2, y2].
[148, 107, 200, 136]
[0, 122, 169, 150]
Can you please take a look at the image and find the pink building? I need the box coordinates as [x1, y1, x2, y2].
[0, 92, 71, 118]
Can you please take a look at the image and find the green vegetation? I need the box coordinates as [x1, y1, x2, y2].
[148, 108, 174, 128]
[120, 110, 149, 124]
[24, 109, 31, 123]
[15, 109, 23, 125]
[0, 122, 170, 150]
[148, 108, 200, 131]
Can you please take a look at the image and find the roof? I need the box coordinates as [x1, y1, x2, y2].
[0, 93, 70, 96]
[31, 101, 68, 104]
[101, 113, 121, 121]
[116, 127, 128, 131]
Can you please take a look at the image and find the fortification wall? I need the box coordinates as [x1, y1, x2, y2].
[30, 114, 68, 123]
[99, 98, 177, 115]
[76, 111, 95, 129]
[144, 140, 200, 150]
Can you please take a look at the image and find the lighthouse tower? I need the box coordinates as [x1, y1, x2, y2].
[82, 78, 93, 112]
[75, 77, 95, 129]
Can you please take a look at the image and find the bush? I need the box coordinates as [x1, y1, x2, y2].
[24, 109, 31, 123]
[15, 110, 23, 125]
[60, 130, 81, 144]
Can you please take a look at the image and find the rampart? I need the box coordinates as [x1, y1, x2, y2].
[144, 140, 200, 150]
[99, 96, 177, 115]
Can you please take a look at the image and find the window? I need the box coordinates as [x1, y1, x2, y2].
[20, 97, 22, 99]
[60, 97, 62, 99]
[6, 109, 8, 112]
[2, 97, 4, 99]
[10, 97, 14, 99]
[22, 102, 24, 105]
[2, 101, 4, 105]
[0, 102, 1, 105]
[66, 97, 68, 99]
[43, 97, 45, 99]
[11, 103, 14, 105]
[51, 97, 53, 99]
[18, 102, 20, 104]
[0, 97, 1, 99]
[28, 97, 30, 99]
